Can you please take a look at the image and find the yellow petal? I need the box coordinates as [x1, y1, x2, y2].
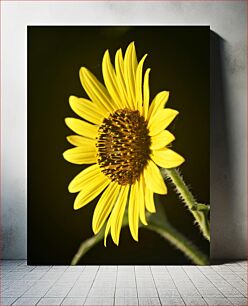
[65, 118, 98, 139]
[68, 164, 102, 193]
[102, 50, 123, 109]
[147, 91, 170, 121]
[110, 185, 129, 245]
[128, 181, 139, 241]
[124, 42, 138, 109]
[131, 43, 138, 105]
[148, 109, 179, 137]
[115, 48, 129, 108]
[138, 174, 147, 226]
[131, 43, 138, 78]
[63, 146, 96, 164]
[150, 130, 175, 150]
[92, 182, 121, 234]
[73, 174, 110, 210]
[143, 68, 151, 119]
[135, 54, 147, 115]
[151, 148, 185, 169]
[79, 67, 114, 113]
[145, 187, 156, 213]
[143, 159, 167, 195]
[69, 96, 105, 125]
[66, 135, 95, 147]
[104, 216, 112, 247]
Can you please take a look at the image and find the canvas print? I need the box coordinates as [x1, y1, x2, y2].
[28, 26, 209, 265]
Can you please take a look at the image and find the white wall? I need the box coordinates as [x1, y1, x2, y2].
[1, 1, 246, 260]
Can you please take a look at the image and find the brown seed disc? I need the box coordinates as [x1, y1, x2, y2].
[96, 109, 151, 185]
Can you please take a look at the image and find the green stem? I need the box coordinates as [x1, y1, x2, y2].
[147, 213, 208, 265]
[162, 168, 210, 241]
[71, 214, 130, 265]
[71, 230, 104, 265]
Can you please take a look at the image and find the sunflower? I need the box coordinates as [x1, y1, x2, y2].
[63, 42, 184, 246]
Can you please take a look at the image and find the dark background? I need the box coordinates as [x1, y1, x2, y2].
[28, 26, 209, 265]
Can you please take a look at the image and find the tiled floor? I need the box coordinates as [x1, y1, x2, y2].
[1, 260, 247, 306]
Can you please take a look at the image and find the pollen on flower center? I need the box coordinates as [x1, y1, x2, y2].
[96, 109, 151, 185]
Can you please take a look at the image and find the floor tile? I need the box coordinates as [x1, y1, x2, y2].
[115, 287, 137, 297]
[22, 282, 54, 297]
[197, 288, 224, 297]
[0, 260, 246, 306]
[3, 272, 28, 281]
[65, 266, 85, 272]
[12, 297, 40, 305]
[137, 287, 158, 297]
[76, 277, 95, 284]
[136, 278, 155, 287]
[2, 288, 29, 298]
[31, 266, 52, 272]
[37, 297, 64, 305]
[204, 297, 233, 305]
[228, 297, 248, 305]
[96, 272, 116, 279]
[88, 287, 115, 298]
[22, 272, 45, 281]
[92, 283, 116, 289]
[117, 266, 134, 272]
[153, 273, 173, 279]
[0, 297, 17, 305]
[218, 286, 245, 297]
[116, 279, 136, 287]
[115, 297, 138, 305]
[49, 266, 68, 272]
[85, 297, 114, 305]
[157, 288, 180, 297]
[12, 266, 35, 273]
[83, 266, 99, 273]
[139, 297, 161, 305]
[160, 297, 185, 305]
[177, 289, 201, 297]
[61, 297, 86, 305]
[41, 272, 63, 281]
[45, 284, 72, 297]
[182, 297, 207, 305]
[67, 285, 91, 297]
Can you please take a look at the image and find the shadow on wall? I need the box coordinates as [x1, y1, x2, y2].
[210, 31, 243, 262]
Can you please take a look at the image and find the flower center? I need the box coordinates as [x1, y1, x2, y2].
[96, 109, 151, 185]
